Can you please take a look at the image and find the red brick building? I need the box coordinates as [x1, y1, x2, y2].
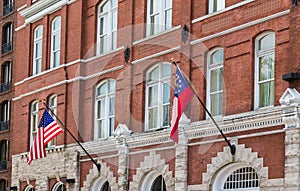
[9, 0, 300, 190]
[0, 0, 15, 190]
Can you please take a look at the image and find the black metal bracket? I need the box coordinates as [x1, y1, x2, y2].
[182, 24, 189, 43]
[124, 47, 130, 63]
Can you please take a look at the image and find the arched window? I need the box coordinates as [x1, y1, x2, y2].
[97, 0, 118, 55]
[30, 100, 39, 145]
[209, 0, 225, 13]
[52, 181, 66, 191]
[91, 177, 111, 191]
[33, 26, 43, 75]
[207, 48, 223, 117]
[95, 79, 115, 139]
[3, 0, 13, 16]
[0, 140, 8, 170]
[2, 22, 12, 54]
[50, 17, 61, 69]
[151, 175, 166, 191]
[1, 61, 11, 92]
[0, 179, 7, 191]
[139, 171, 166, 191]
[47, 95, 57, 147]
[145, 63, 171, 130]
[254, 32, 275, 109]
[213, 164, 260, 191]
[24, 185, 35, 191]
[0, 101, 9, 131]
[147, 0, 172, 36]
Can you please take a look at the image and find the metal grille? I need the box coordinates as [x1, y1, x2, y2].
[224, 167, 259, 189]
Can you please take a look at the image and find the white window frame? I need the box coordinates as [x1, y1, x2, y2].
[2, 62, 11, 84]
[50, 17, 61, 69]
[206, 47, 224, 117]
[209, 0, 225, 14]
[254, 31, 275, 109]
[91, 177, 111, 191]
[213, 163, 260, 191]
[33, 26, 43, 75]
[30, 100, 39, 146]
[24, 185, 35, 191]
[146, 0, 172, 36]
[52, 181, 66, 191]
[0, 101, 9, 123]
[3, 22, 12, 45]
[97, 0, 118, 55]
[94, 79, 115, 139]
[145, 63, 171, 131]
[47, 95, 57, 147]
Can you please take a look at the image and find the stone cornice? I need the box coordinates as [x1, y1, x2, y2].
[19, 0, 76, 24]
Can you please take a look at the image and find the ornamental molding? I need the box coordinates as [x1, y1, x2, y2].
[19, 0, 76, 24]
[202, 144, 268, 187]
[280, 88, 300, 128]
[81, 160, 117, 191]
[129, 151, 175, 191]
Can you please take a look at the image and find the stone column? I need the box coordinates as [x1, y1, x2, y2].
[114, 124, 131, 191]
[280, 88, 300, 190]
[174, 114, 190, 191]
[284, 128, 300, 190]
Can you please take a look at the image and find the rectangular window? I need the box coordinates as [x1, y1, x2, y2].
[147, 0, 173, 36]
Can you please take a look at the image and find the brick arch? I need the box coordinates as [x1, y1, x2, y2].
[81, 161, 117, 191]
[202, 144, 268, 187]
[129, 151, 175, 191]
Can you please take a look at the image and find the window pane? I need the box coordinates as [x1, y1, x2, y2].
[161, 64, 171, 78]
[259, 54, 274, 81]
[259, 81, 274, 107]
[109, 97, 115, 116]
[53, 34, 60, 50]
[163, 105, 170, 127]
[210, 49, 224, 65]
[210, 68, 223, 92]
[108, 80, 115, 93]
[150, 0, 159, 15]
[211, 92, 222, 116]
[148, 85, 158, 107]
[109, 117, 114, 136]
[98, 119, 104, 138]
[259, 34, 275, 50]
[148, 107, 158, 129]
[165, 9, 172, 30]
[148, 67, 159, 82]
[163, 82, 170, 104]
[98, 82, 107, 96]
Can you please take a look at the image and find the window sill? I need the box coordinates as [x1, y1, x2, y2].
[192, 0, 255, 24]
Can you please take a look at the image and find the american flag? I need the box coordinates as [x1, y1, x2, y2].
[27, 109, 64, 164]
[170, 67, 194, 143]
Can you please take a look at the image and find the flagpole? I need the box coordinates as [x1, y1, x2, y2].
[42, 101, 101, 172]
[172, 60, 236, 155]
